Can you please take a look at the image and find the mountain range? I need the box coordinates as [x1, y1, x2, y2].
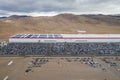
[0, 13, 120, 38]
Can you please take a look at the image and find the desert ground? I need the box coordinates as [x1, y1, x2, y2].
[0, 14, 120, 80]
[0, 56, 120, 80]
[0, 14, 120, 39]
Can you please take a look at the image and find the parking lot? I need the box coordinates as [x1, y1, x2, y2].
[0, 56, 120, 80]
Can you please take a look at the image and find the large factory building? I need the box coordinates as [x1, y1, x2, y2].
[9, 34, 120, 43]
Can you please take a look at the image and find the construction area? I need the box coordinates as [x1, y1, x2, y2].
[0, 56, 120, 80]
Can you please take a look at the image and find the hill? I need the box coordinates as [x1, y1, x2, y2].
[0, 14, 120, 38]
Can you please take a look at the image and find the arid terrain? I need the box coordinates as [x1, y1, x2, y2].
[0, 14, 120, 80]
[0, 57, 120, 80]
[0, 14, 120, 39]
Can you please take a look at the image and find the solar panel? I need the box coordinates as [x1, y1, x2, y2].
[10, 34, 63, 39]
[20, 34, 28, 38]
[12, 34, 23, 38]
[48, 34, 54, 38]
[25, 34, 32, 38]
[54, 34, 63, 38]
[31, 34, 39, 38]
[39, 34, 47, 38]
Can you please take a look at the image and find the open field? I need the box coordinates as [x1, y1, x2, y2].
[0, 56, 120, 80]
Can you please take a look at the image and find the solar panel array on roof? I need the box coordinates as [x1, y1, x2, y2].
[10, 34, 63, 38]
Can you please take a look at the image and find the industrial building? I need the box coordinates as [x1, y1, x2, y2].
[9, 34, 120, 43]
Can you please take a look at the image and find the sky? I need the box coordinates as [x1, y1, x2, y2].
[0, 0, 120, 16]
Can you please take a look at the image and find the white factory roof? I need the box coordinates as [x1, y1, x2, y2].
[10, 34, 120, 39]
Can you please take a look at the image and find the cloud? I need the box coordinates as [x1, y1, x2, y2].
[0, 0, 120, 16]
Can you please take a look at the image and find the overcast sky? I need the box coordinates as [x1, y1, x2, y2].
[0, 0, 120, 16]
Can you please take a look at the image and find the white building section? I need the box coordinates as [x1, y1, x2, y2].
[77, 30, 86, 33]
[8, 60, 13, 66]
[9, 34, 120, 43]
[3, 76, 8, 80]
